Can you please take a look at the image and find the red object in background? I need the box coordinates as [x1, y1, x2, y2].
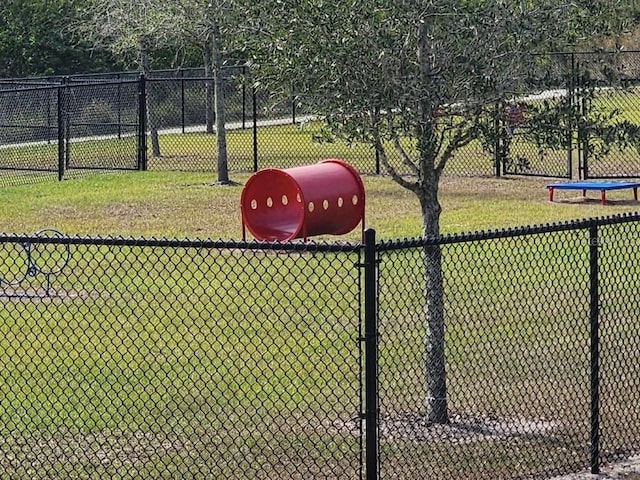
[507, 103, 526, 134]
[240, 159, 366, 241]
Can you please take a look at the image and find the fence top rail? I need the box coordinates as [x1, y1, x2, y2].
[65, 78, 141, 88]
[0, 80, 59, 87]
[376, 212, 640, 252]
[0, 78, 139, 94]
[5, 211, 640, 253]
[0, 84, 62, 95]
[0, 64, 248, 84]
[0, 233, 363, 253]
[146, 75, 245, 83]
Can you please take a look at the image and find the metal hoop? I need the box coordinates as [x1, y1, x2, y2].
[29, 229, 71, 276]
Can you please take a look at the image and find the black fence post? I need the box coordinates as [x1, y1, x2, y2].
[180, 68, 185, 134]
[137, 74, 148, 171]
[567, 53, 575, 180]
[579, 72, 589, 180]
[47, 88, 52, 145]
[64, 77, 71, 170]
[57, 83, 65, 181]
[494, 101, 502, 178]
[252, 85, 258, 172]
[363, 228, 379, 480]
[117, 73, 123, 139]
[589, 224, 600, 474]
[242, 65, 247, 130]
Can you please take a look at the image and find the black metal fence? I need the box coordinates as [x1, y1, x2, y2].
[0, 233, 364, 479]
[3, 52, 640, 187]
[0, 79, 142, 186]
[502, 51, 640, 180]
[2, 213, 640, 478]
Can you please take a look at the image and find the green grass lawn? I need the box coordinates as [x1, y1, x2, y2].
[2, 168, 640, 240]
[2, 150, 640, 478]
[1, 169, 639, 478]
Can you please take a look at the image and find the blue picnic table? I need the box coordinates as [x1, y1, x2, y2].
[547, 181, 640, 205]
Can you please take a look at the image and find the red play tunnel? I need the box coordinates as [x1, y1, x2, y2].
[240, 159, 365, 241]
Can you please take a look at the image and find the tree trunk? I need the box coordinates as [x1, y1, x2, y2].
[419, 175, 449, 425]
[211, 22, 229, 184]
[416, 19, 449, 424]
[203, 44, 214, 134]
[140, 39, 161, 157]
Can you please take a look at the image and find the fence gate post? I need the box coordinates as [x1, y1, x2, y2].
[57, 80, 66, 181]
[137, 74, 148, 171]
[494, 101, 502, 178]
[578, 72, 589, 180]
[252, 85, 258, 172]
[242, 65, 247, 129]
[363, 228, 379, 480]
[567, 53, 576, 180]
[589, 225, 600, 474]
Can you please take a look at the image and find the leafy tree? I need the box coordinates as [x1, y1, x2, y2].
[75, 0, 177, 157]
[166, 0, 249, 184]
[244, 0, 631, 424]
[0, 0, 118, 78]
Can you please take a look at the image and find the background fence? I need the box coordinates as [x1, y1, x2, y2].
[2, 51, 640, 187]
[2, 213, 640, 479]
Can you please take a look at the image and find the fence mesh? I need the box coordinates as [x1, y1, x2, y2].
[582, 84, 640, 179]
[4, 52, 640, 186]
[3, 218, 640, 478]
[503, 98, 574, 178]
[0, 235, 363, 479]
[64, 81, 139, 173]
[146, 71, 251, 172]
[375, 219, 640, 479]
[0, 86, 60, 186]
[598, 221, 640, 464]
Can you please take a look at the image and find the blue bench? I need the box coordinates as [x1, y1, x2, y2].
[547, 181, 640, 205]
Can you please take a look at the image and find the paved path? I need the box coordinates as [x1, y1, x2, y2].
[0, 114, 318, 150]
[551, 456, 640, 479]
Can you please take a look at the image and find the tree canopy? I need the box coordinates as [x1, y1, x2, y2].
[1, 0, 638, 78]
[0, 0, 119, 77]
[240, 0, 640, 425]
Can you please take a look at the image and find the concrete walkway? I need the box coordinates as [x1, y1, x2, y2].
[552, 456, 640, 479]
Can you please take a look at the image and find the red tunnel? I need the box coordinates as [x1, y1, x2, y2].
[240, 159, 365, 241]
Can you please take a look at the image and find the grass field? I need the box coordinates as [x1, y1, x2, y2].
[2, 168, 640, 240]
[2, 151, 640, 478]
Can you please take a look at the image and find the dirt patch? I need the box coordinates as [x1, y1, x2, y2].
[330, 411, 558, 444]
[551, 456, 640, 479]
[0, 429, 191, 471]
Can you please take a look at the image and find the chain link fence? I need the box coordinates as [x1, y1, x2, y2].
[0, 84, 61, 186]
[581, 85, 640, 179]
[0, 80, 141, 187]
[375, 214, 640, 479]
[0, 233, 364, 479]
[3, 52, 640, 186]
[578, 55, 640, 179]
[2, 214, 640, 478]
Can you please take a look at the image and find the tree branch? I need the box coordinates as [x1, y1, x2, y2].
[387, 111, 420, 176]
